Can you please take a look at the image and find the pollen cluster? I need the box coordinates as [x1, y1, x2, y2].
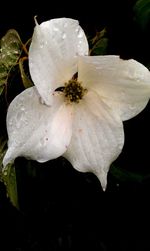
[64, 79, 87, 103]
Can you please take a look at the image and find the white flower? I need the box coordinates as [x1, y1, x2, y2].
[3, 18, 150, 190]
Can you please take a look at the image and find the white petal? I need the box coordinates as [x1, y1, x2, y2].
[78, 55, 150, 120]
[3, 87, 73, 167]
[63, 90, 124, 190]
[29, 18, 89, 105]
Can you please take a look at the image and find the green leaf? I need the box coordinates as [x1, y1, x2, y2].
[0, 29, 23, 92]
[134, 0, 150, 31]
[110, 164, 150, 184]
[0, 85, 5, 95]
[19, 58, 33, 88]
[2, 162, 19, 208]
[90, 28, 108, 55]
[92, 37, 108, 55]
[0, 137, 19, 208]
[0, 29, 23, 67]
[0, 63, 8, 86]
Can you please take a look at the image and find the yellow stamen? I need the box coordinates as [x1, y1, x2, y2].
[64, 79, 87, 103]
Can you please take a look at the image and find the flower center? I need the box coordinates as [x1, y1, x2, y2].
[64, 79, 87, 103]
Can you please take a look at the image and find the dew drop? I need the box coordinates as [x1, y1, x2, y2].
[39, 40, 45, 49]
[53, 27, 59, 32]
[62, 33, 66, 39]
[8, 122, 13, 129]
[75, 28, 79, 33]
[40, 137, 47, 147]
[15, 108, 27, 129]
[77, 30, 83, 38]
[129, 104, 136, 110]
[63, 22, 68, 28]
[40, 44, 44, 49]
[20, 106, 25, 111]
[16, 120, 21, 129]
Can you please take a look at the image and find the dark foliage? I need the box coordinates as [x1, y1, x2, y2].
[1, 0, 150, 250]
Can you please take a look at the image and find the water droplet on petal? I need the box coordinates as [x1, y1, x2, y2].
[77, 30, 83, 38]
[14, 106, 27, 129]
[129, 104, 136, 110]
[62, 33, 66, 39]
[40, 137, 47, 147]
[20, 106, 25, 111]
[8, 119, 13, 127]
[40, 44, 44, 49]
[63, 22, 68, 28]
[39, 40, 45, 49]
[53, 27, 59, 32]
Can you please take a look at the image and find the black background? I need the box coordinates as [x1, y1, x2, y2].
[1, 0, 150, 250]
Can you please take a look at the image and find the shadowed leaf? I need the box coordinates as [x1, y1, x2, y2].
[0, 29, 23, 93]
[0, 137, 18, 208]
[134, 0, 150, 31]
[19, 58, 33, 88]
[110, 164, 150, 184]
[90, 28, 108, 55]
[2, 162, 19, 208]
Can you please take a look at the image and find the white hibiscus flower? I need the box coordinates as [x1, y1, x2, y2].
[3, 18, 150, 190]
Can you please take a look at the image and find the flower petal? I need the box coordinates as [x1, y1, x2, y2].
[78, 55, 150, 120]
[63, 90, 124, 190]
[3, 87, 73, 167]
[29, 18, 89, 105]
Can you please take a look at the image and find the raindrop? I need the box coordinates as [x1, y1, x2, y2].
[40, 138, 47, 147]
[75, 28, 79, 33]
[135, 77, 141, 83]
[39, 40, 45, 49]
[62, 33, 66, 39]
[8, 120, 13, 127]
[53, 27, 59, 32]
[15, 109, 26, 129]
[20, 106, 25, 111]
[77, 30, 83, 38]
[129, 104, 136, 110]
[63, 22, 68, 28]
[16, 120, 22, 129]
[39, 44, 44, 49]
